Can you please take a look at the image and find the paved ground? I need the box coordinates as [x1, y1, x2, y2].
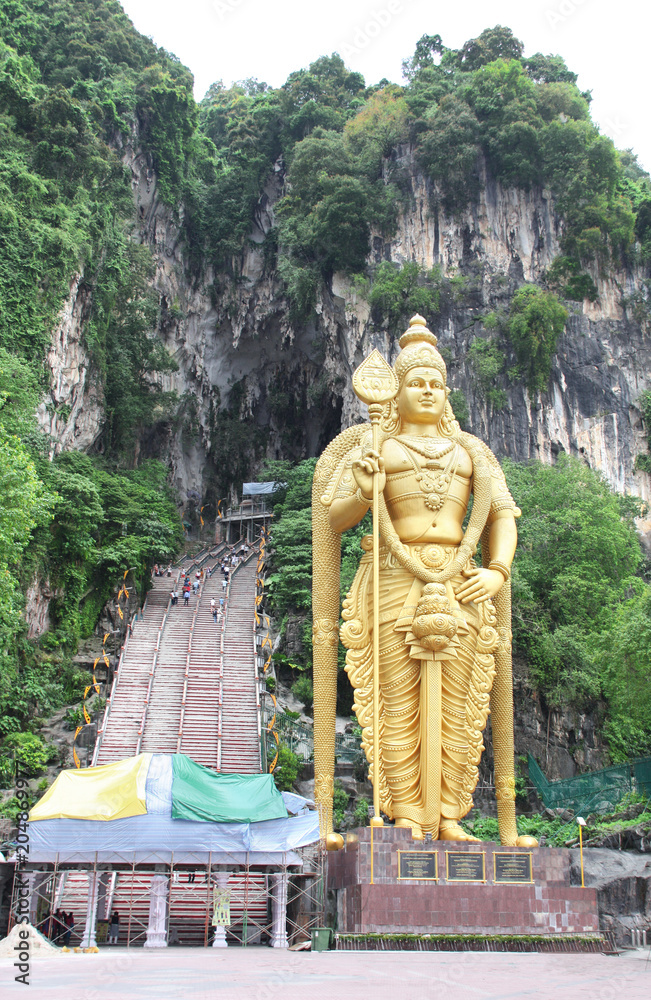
[1, 946, 650, 999]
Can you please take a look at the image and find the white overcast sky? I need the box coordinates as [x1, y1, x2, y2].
[120, 0, 649, 173]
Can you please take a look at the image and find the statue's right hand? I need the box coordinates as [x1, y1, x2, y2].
[352, 449, 386, 499]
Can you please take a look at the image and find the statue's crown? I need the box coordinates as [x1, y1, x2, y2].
[395, 315, 446, 383]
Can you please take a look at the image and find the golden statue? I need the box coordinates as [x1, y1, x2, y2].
[312, 315, 534, 846]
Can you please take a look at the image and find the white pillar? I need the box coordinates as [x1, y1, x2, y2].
[212, 871, 230, 949]
[144, 875, 169, 948]
[79, 871, 99, 949]
[270, 873, 288, 949]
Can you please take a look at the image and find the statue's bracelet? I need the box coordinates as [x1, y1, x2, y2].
[488, 560, 511, 581]
[355, 488, 372, 506]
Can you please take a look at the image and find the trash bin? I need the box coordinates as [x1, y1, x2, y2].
[311, 927, 333, 952]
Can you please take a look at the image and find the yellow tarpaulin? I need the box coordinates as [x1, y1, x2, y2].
[29, 753, 152, 822]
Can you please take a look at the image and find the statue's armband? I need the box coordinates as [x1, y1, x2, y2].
[486, 458, 520, 525]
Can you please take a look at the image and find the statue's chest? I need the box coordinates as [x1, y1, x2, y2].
[383, 439, 471, 515]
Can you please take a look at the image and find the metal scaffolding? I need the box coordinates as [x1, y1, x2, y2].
[9, 843, 326, 949]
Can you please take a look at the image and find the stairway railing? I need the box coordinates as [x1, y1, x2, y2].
[135, 595, 172, 755]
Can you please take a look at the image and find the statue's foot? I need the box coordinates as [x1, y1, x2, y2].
[438, 820, 480, 843]
[395, 818, 425, 840]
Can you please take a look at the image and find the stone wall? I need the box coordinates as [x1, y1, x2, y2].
[328, 826, 599, 936]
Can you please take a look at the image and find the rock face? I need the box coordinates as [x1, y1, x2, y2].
[98, 144, 650, 532]
[570, 847, 651, 946]
[23, 575, 60, 640]
[39, 144, 650, 527]
[36, 273, 104, 457]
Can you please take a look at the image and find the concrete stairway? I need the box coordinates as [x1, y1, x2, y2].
[94, 543, 262, 773]
[220, 554, 262, 773]
[178, 568, 224, 768]
[141, 584, 204, 756]
[94, 581, 171, 765]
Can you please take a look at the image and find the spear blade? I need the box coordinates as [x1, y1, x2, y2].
[352, 349, 399, 406]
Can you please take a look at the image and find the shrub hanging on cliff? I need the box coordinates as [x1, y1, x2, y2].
[507, 285, 568, 392]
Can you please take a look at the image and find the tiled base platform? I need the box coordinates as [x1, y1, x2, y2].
[328, 826, 599, 936]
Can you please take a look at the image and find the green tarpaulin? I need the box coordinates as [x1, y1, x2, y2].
[171, 755, 288, 823]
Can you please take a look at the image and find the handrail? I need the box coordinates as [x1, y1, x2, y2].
[250, 546, 263, 771]
[221, 502, 273, 520]
[176, 574, 207, 753]
[92, 584, 153, 765]
[135, 593, 172, 754]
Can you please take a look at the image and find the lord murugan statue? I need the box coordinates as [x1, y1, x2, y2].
[312, 315, 533, 846]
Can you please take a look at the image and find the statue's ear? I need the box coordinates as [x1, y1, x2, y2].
[445, 386, 451, 396]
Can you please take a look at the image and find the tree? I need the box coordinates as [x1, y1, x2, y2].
[458, 26, 524, 71]
[402, 34, 444, 80]
[507, 285, 567, 391]
[504, 455, 646, 715]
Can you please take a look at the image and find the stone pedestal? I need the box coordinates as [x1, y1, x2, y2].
[270, 873, 288, 949]
[328, 827, 599, 937]
[145, 875, 169, 948]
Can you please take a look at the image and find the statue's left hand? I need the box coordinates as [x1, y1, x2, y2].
[456, 567, 505, 604]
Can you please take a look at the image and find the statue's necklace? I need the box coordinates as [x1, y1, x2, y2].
[397, 437, 459, 514]
[397, 436, 456, 463]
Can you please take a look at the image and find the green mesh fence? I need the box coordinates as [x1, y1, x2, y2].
[263, 709, 364, 767]
[633, 757, 651, 798]
[528, 753, 651, 817]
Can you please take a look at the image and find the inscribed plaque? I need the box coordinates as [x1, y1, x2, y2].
[397, 851, 439, 881]
[493, 852, 533, 884]
[445, 851, 485, 882]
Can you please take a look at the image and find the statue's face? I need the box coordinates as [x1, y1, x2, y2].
[397, 366, 447, 426]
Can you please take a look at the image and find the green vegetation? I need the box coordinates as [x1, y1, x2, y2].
[467, 337, 507, 409]
[2, 731, 53, 776]
[291, 675, 314, 711]
[462, 811, 578, 846]
[405, 27, 647, 283]
[634, 390, 651, 473]
[185, 25, 650, 319]
[580, 792, 651, 845]
[336, 932, 603, 949]
[448, 390, 470, 429]
[463, 792, 651, 846]
[271, 741, 302, 792]
[504, 455, 650, 758]
[333, 778, 349, 828]
[507, 286, 568, 391]
[368, 262, 441, 329]
[353, 796, 370, 826]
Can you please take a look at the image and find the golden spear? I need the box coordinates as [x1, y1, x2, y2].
[352, 350, 399, 827]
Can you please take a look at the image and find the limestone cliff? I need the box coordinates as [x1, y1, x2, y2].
[36, 273, 104, 459]
[93, 143, 650, 536]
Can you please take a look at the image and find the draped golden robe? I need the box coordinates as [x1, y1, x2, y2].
[341, 542, 500, 834]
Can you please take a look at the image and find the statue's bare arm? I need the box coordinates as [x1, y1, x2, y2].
[456, 512, 517, 604]
[327, 446, 381, 533]
[456, 456, 519, 604]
